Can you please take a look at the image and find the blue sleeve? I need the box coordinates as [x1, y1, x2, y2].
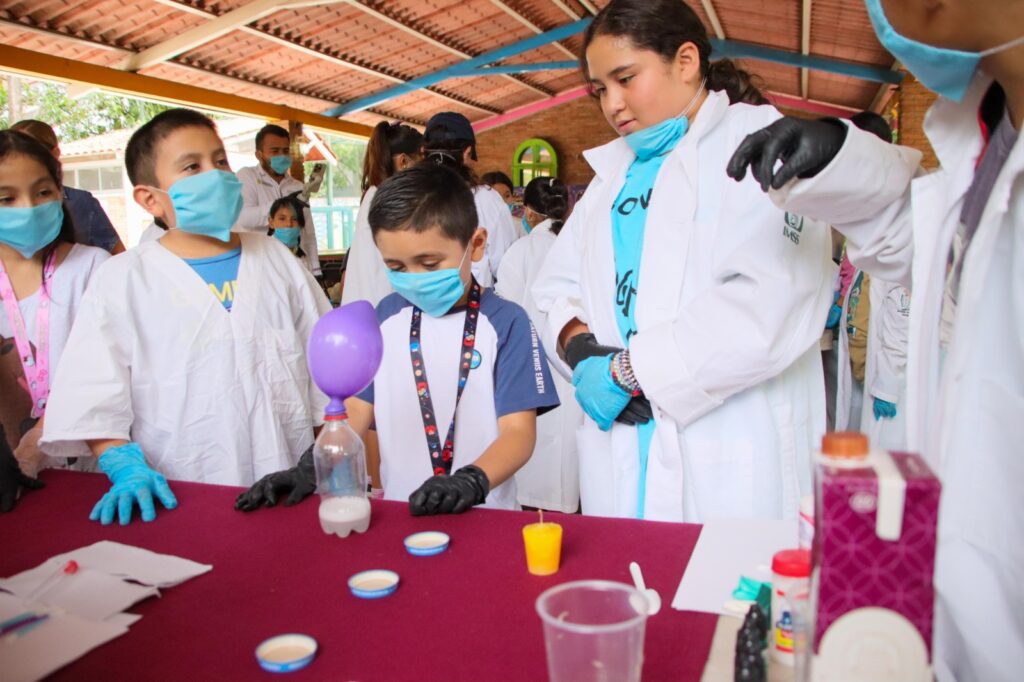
[485, 293, 561, 418]
[66, 190, 120, 253]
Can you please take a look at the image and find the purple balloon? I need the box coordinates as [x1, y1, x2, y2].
[307, 300, 384, 414]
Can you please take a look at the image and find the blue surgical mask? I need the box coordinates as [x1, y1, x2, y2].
[269, 154, 292, 175]
[865, 0, 1024, 103]
[0, 200, 63, 258]
[273, 227, 301, 249]
[158, 170, 243, 242]
[386, 245, 472, 317]
[521, 215, 533, 234]
[624, 78, 705, 161]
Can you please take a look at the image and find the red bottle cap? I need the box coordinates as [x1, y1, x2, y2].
[772, 549, 811, 578]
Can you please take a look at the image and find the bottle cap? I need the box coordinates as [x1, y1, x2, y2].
[348, 569, 399, 599]
[404, 531, 451, 556]
[821, 431, 869, 460]
[772, 549, 811, 578]
[255, 634, 317, 673]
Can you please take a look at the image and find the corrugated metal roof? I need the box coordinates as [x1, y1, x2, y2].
[0, 0, 898, 129]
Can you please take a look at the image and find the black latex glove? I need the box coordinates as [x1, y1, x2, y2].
[564, 333, 653, 426]
[0, 424, 44, 513]
[408, 464, 490, 516]
[284, 190, 310, 210]
[563, 332, 620, 370]
[617, 395, 654, 426]
[726, 117, 848, 193]
[234, 444, 315, 511]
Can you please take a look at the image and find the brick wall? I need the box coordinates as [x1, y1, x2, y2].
[474, 96, 616, 186]
[475, 79, 941, 187]
[896, 73, 939, 170]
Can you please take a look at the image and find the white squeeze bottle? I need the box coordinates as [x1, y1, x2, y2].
[313, 411, 371, 538]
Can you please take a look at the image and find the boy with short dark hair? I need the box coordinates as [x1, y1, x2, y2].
[42, 108, 330, 525]
[237, 165, 559, 516]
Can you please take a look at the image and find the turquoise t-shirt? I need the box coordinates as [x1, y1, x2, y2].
[610, 116, 687, 519]
[184, 247, 242, 311]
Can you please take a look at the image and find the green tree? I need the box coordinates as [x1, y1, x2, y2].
[1, 77, 170, 141]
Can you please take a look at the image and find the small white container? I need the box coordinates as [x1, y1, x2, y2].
[771, 549, 811, 667]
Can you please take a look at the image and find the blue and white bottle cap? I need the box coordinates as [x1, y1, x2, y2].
[348, 569, 400, 599]
[404, 531, 451, 556]
[255, 634, 318, 673]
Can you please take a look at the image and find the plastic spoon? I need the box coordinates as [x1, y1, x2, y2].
[629, 561, 662, 615]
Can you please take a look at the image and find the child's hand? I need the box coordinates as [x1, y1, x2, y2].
[235, 444, 316, 511]
[90, 443, 177, 525]
[0, 423, 44, 513]
[408, 465, 489, 516]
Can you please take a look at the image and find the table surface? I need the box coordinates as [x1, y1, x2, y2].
[0, 470, 717, 681]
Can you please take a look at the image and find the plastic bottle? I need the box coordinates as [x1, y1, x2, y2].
[771, 549, 811, 667]
[313, 413, 371, 538]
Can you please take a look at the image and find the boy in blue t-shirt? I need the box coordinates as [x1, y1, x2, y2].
[43, 109, 329, 526]
[237, 165, 560, 516]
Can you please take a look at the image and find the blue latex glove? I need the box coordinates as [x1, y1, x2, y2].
[90, 443, 178, 525]
[873, 398, 897, 421]
[572, 355, 631, 432]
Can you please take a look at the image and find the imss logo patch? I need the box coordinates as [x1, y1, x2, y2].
[783, 212, 804, 245]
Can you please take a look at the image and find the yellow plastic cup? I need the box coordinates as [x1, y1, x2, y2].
[523, 520, 563, 576]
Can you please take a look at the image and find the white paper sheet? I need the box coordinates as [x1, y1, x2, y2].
[0, 566, 159, 621]
[37, 541, 211, 587]
[672, 518, 797, 615]
[0, 592, 128, 682]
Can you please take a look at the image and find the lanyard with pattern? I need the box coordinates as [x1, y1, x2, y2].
[409, 280, 481, 476]
[0, 250, 57, 418]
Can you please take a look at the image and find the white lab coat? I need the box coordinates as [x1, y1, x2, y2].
[771, 74, 1023, 682]
[41, 233, 332, 486]
[341, 186, 391, 307]
[472, 184, 524, 288]
[495, 219, 581, 513]
[532, 90, 832, 523]
[235, 165, 320, 275]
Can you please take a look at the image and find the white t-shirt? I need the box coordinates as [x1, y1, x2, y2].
[358, 287, 560, 509]
[1, 244, 109, 455]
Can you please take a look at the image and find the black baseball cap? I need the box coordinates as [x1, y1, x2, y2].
[424, 112, 476, 145]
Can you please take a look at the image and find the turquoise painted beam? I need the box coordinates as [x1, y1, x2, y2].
[323, 18, 592, 117]
[456, 60, 578, 76]
[710, 39, 903, 85]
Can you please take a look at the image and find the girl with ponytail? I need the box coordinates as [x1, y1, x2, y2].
[343, 122, 423, 306]
[496, 176, 579, 512]
[532, 0, 833, 523]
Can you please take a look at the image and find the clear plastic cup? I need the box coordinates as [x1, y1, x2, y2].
[535, 580, 648, 682]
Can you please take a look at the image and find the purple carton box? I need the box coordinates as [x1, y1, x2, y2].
[812, 450, 941, 657]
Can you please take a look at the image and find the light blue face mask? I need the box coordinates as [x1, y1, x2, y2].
[521, 215, 533, 234]
[624, 78, 705, 161]
[865, 0, 1024, 103]
[0, 200, 63, 258]
[268, 154, 292, 175]
[159, 170, 243, 242]
[386, 245, 472, 317]
[273, 227, 301, 249]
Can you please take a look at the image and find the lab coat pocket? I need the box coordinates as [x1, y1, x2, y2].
[575, 421, 617, 518]
[682, 432, 756, 520]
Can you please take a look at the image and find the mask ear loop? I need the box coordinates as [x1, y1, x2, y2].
[979, 33, 1024, 57]
[678, 76, 707, 121]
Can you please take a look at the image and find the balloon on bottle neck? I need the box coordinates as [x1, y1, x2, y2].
[306, 300, 384, 416]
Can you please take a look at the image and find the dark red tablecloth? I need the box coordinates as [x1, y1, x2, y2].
[0, 470, 716, 681]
